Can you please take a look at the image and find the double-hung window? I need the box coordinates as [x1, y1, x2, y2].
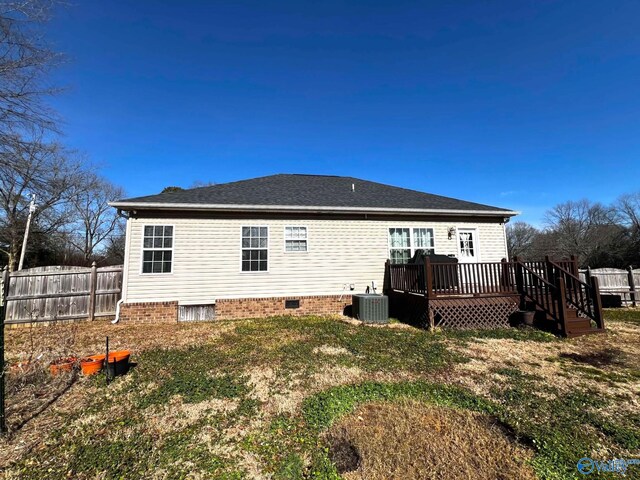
[388, 227, 435, 264]
[142, 226, 173, 273]
[284, 226, 308, 252]
[241, 226, 268, 271]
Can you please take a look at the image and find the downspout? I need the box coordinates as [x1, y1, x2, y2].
[112, 298, 124, 324]
[112, 209, 131, 324]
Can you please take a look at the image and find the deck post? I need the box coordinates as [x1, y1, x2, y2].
[590, 276, 604, 329]
[88, 261, 98, 321]
[500, 258, 509, 291]
[585, 266, 592, 287]
[383, 260, 391, 295]
[424, 256, 433, 298]
[513, 256, 525, 310]
[544, 255, 554, 283]
[627, 265, 636, 307]
[556, 275, 568, 337]
[570, 255, 580, 277]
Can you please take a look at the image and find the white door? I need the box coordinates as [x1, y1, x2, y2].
[457, 228, 479, 263]
[457, 228, 479, 292]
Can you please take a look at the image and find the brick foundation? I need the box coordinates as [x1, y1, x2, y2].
[215, 295, 352, 320]
[118, 296, 351, 322]
[119, 301, 178, 324]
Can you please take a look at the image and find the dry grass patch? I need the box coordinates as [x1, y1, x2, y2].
[312, 344, 352, 356]
[450, 321, 640, 416]
[325, 401, 536, 480]
[147, 395, 239, 435]
[5, 319, 238, 361]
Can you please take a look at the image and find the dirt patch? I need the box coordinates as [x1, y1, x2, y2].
[325, 401, 536, 480]
[558, 348, 628, 368]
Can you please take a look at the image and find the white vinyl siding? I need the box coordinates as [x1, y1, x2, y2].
[123, 217, 508, 303]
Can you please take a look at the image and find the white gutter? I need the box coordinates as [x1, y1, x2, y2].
[109, 201, 519, 217]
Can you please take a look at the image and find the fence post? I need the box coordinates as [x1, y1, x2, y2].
[88, 262, 97, 321]
[1, 266, 9, 434]
[628, 265, 636, 307]
[590, 276, 604, 330]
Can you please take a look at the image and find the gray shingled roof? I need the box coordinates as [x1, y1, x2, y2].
[111, 174, 516, 215]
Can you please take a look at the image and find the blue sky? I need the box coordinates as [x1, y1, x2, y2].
[47, 1, 640, 224]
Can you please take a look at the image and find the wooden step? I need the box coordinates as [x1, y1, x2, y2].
[564, 309, 579, 320]
[565, 318, 592, 333]
[566, 328, 606, 338]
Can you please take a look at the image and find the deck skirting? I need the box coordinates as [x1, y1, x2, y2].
[429, 295, 519, 329]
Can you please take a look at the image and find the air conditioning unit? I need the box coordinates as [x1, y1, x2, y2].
[352, 294, 389, 324]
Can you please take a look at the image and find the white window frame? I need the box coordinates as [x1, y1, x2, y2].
[387, 227, 436, 264]
[140, 224, 175, 275]
[283, 225, 309, 253]
[240, 225, 269, 273]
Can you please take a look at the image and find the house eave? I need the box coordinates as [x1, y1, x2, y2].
[109, 201, 519, 218]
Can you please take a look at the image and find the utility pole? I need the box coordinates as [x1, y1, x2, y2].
[1, 266, 8, 434]
[18, 194, 36, 271]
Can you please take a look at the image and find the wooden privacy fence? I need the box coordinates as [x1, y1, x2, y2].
[579, 267, 639, 306]
[1, 264, 123, 324]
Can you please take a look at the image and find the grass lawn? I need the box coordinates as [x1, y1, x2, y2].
[1, 309, 639, 479]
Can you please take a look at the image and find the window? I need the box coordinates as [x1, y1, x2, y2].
[388, 227, 435, 264]
[389, 228, 411, 264]
[242, 226, 268, 271]
[412, 228, 435, 253]
[142, 225, 173, 273]
[285, 226, 308, 252]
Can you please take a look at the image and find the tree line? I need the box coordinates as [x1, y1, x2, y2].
[507, 194, 640, 268]
[0, 1, 124, 271]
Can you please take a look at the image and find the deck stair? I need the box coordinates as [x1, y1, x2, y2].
[516, 257, 605, 338]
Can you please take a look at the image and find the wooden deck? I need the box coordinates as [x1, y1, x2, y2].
[384, 256, 605, 337]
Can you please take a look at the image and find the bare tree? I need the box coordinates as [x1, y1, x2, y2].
[543, 199, 618, 266]
[102, 222, 126, 265]
[0, 129, 86, 270]
[615, 192, 640, 231]
[506, 221, 539, 260]
[0, 0, 62, 138]
[66, 175, 124, 264]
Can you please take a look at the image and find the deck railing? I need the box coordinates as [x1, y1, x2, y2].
[387, 263, 425, 294]
[517, 261, 561, 322]
[549, 260, 604, 329]
[387, 258, 519, 298]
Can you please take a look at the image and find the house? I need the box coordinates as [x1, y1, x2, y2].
[110, 174, 518, 323]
